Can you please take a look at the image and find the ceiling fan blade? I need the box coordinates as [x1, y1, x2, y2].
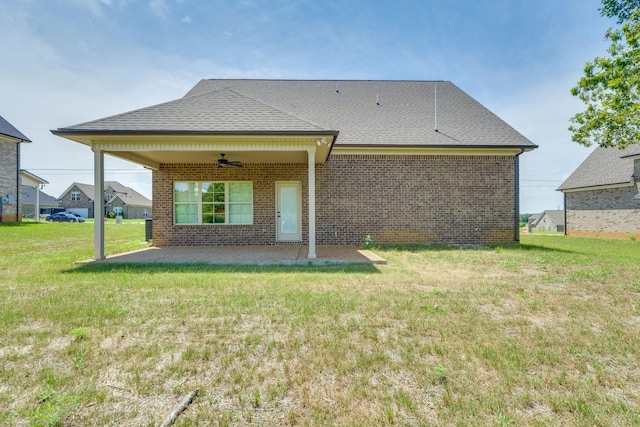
[217, 154, 242, 167]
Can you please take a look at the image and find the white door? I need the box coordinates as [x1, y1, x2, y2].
[276, 182, 302, 242]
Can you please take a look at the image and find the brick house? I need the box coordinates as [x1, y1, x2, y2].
[557, 145, 640, 239]
[0, 115, 31, 222]
[58, 181, 151, 219]
[52, 79, 537, 260]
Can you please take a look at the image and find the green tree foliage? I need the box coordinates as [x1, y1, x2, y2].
[600, 0, 640, 23]
[569, 1, 640, 149]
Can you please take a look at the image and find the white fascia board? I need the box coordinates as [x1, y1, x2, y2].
[561, 182, 634, 193]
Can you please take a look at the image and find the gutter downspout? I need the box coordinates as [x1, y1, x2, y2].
[16, 142, 21, 221]
[563, 193, 567, 236]
[514, 148, 524, 242]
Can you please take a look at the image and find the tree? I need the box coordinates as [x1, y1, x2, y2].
[569, 1, 640, 149]
[600, 0, 640, 23]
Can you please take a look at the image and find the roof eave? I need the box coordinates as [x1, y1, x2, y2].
[1, 132, 31, 143]
[333, 143, 537, 154]
[339, 142, 536, 148]
[51, 129, 340, 137]
[558, 181, 634, 192]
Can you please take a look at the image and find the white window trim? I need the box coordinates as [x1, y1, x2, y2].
[71, 191, 80, 201]
[174, 181, 253, 225]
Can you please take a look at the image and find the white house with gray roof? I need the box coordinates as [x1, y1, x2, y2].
[558, 145, 640, 239]
[52, 79, 537, 260]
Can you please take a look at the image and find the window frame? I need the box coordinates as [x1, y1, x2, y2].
[173, 181, 253, 225]
[70, 191, 80, 201]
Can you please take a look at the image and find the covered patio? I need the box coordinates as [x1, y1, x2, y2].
[86, 244, 386, 266]
[52, 86, 340, 261]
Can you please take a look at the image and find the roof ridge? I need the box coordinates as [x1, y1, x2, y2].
[200, 78, 451, 83]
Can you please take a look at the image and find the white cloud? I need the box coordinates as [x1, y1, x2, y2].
[69, 0, 113, 17]
[148, 0, 169, 20]
[181, 15, 191, 23]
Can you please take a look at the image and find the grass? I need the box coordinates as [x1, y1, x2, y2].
[1, 222, 640, 426]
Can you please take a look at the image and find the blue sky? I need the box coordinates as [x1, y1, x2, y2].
[0, 0, 616, 212]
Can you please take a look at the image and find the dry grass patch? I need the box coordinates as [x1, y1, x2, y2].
[1, 224, 640, 425]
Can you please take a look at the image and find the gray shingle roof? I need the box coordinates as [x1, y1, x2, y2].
[64, 88, 328, 133]
[67, 182, 95, 200]
[56, 80, 535, 149]
[557, 144, 640, 191]
[60, 181, 151, 206]
[0, 115, 31, 142]
[20, 187, 59, 207]
[105, 181, 152, 207]
[533, 210, 564, 227]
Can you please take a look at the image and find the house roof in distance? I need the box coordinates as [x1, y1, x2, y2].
[60, 181, 151, 206]
[532, 210, 565, 227]
[0, 115, 31, 143]
[55, 80, 536, 150]
[557, 144, 640, 191]
[60, 182, 95, 201]
[20, 187, 59, 207]
[105, 181, 152, 207]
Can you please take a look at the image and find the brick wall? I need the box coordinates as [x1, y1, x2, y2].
[152, 155, 517, 246]
[566, 184, 640, 239]
[0, 140, 19, 222]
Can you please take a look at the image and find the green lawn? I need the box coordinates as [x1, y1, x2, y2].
[1, 221, 639, 426]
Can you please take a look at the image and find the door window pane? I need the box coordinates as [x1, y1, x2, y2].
[280, 186, 298, 234]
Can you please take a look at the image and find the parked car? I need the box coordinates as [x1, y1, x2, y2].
[46, 212, 85, 223]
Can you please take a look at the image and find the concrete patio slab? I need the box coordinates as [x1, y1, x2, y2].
[89, 245, 386, 266]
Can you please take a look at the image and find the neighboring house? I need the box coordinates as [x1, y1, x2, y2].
[531, 210, 565, 232]
[104, 182, 152, 218]
[21, 186, 59, 219]
[526, 214, 539, 232]
[58, 181, 152, 218]
[0, 115, 31, 222]
[52, 79, 537, 260]
[557, 145, 640, 239]
[20, 170, 53, 220]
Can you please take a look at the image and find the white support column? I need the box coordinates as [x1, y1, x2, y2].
[94, 150, 105, 260]
[307, 147, 317, 259]
[35, 185, 40, 222]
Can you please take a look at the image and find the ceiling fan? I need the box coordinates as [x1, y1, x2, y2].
[217, 153, 243, 168]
